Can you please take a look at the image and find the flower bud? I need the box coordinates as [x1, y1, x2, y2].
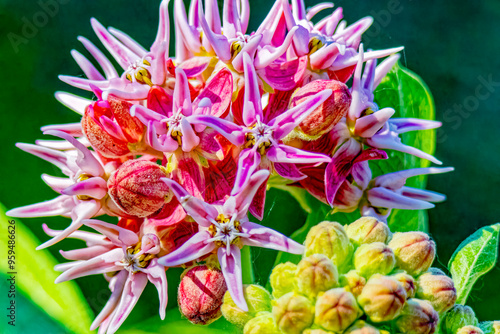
[304, 221, 353, 269]
[295, 254, 339, 299]
[303, 329, 334, 334]
[391, 272, 417, 298]
[442, 305, 478, 334]
[270, 262, 297, 299]
[339, 270, 366, 298]
[290, 80, 351, 138]
[416, 269, 457, 313]
[108, 160, 170, 218]
[388, 232, 436, 276]
[222, 284, 272, 328]
[273, 292, 314, 334]
[178, 265, 227, 325]
[456, 326, 484, 334]
[314, 288, 361, 332]
[354, 242, 396, 278]
[243, 312, 280, 334]
[345, 217, 390, 247]
[344, 320, 381, 334]
[395, 299, 439, 334]
[358, 275, 407, 322]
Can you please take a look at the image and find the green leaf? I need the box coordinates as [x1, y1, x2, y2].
[448, 223, 500, 304]
[0, 204, 94, 334]
[479, 321, 500, 334]
[120, 308, 239, 334]
[373, 61, 438, 232]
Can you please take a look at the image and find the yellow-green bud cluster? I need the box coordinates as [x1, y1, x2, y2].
[221, 217, 463, 334]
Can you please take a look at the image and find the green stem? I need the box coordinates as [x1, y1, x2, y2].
[241, 246, 255, 284]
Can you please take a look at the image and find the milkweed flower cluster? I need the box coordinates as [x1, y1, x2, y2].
[222, 217, 458, 334]
[7, 0, 452, 333]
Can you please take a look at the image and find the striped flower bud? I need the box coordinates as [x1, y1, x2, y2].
[314, 288, 361, 332]
[304, 221, 353, 269]
[388, 232, 436, 276]
[345, 320, 381, 334]
[416, 268, 457, 313]
[295, 254, 339, 299]
[358, 275, 407, 322]
[243, 312, 280, 334]
[270, 262, 297, 299]
[339, 270, 366, 298]
[222, 285, 272, 328]
[395, 299, 439, 334]
[345, 217, 390, 247]
[456, 326, 484, 334]
[442, 305, 478, 334]
[178, 265, 227, 325]
[391, 272, 417, 298]
[354, 242, 396, 278]
[273, 292, 314, 334]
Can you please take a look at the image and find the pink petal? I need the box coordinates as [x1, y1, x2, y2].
[71, 49, 105, 80]
[6, 195, 75, 218]
[306, 2, 334, 20]
[173, 68, 193, 116]
[222, 0, 243, 38]
[218, 245, 247, 311]
[187, 115, 245, 146]
[354, 107, 395, 138]
[231, 148, 262, 195]
[180, 117, 200, 152]
[61, 177, 108, 199]
[42, 223, 108, 246]
[172, 151, 205, 199]
[374, 54, 400, 88]
[198, 2, 231, 61]
[193, 68, 233, 118]
[274, 162, 306, 181]
[16, 143, 72, 175]
[179, 57, 211, 77]
[152, 0, 171, 53]
[228, 169, 269, 218]
[54, 91, 92, 115]
[41, 174, 73, 193]
[78, 36, 118, 79]
[374, 167, 454, 190]
[262, 56, 308, 91]
[91, 271, 128, 331]
[157, 231, 215, 267]
[242, 221, 304, 254]
[142, 259, 168, 319]
[82, 219, 139, 247]
[241, 53, 263, 127]
[367, 187, 435, 210]
[248, 178, 267, 221]
[41, 123, 84, 137]
[400, 186, 447, 203]
[266, 144, 331, 164]
[108, 27, 147, 57]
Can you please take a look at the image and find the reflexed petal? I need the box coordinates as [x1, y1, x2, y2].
[41, 123, 84, 137]
[241, 53, 263, 126]
[61, 177, 108, 200]
[82, 219, 139, 247]
[374, 54, 400, 88]
[173, 68, 193, 116]
[400, 186, 447, 203]
[389, 118, 442, 133]
[7, 195, 75, 218]
[198, 2, 231, 61]
[180, 117, 200, 152]
[367, 187, 435, 210]
[231, 148, 262, 195]
[242, 221, 304, 254]
[142, 259, 168, 319]
[71, 49, 105, 81]
[193, 68, 233, 118]
[91, 270, 128, 331]
[306, 2, 334, 20]
[157, 231, 215, 267]
[374, 167, 454, 190]
[354, 107, 395, 138]
[218, 245, 247, 311]
[274, 162, 306, 181]
[108, 27, 147, 57]
[60, 244, 114, 261]
[16, 143, 72, 175]
[77, 36, 119, 79]
[54, 91, 92, 115]
[152, 0, 171, 52]
[187, 115, 245, 146]
[42, 223, 108, 246]
[267, 144, 331, 164]
[229, 169, 270, 217]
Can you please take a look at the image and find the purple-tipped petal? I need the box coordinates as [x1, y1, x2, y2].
[354, 107, 395, 138]
[158, 231, 215, 267]
[374, 167, 454, 190]
[42, 223, 108, 246]
[400, 186, 447, 203]
[187, 115, 245, 146]
[242, 221, 304, 254]
[218, 245, 247, 311]
[6, 195, 75, 218]
[16, 143, 72, 175]
[331, 46, 405, 70]
[223, 0, 243, 38]
[242, 53, 263, 126]
[274, 162, 306, 181]
[143, 259, 168, 319]
[61, 177, 108, 200]
[367, 187, 435, 210]
[267, 144, 331, 164]
[82, 219, 139, 247]
[389, 118, 442, 133]
[231, 148, 262, 195]
[198, 2, 231, 61]
[227, 169, 270, 217]
[173, 68, 193, 116]
[306, 2, 334, 20]
[374, 54, 400, 88]
[161, 178, 218, 227]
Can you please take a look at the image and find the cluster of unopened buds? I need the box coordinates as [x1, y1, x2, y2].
[221, 217, 485, 334]
[7, 0, 460, 333]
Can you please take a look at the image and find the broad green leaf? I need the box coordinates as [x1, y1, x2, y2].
[373, 61, 439, 232]
[448, 223, 500, 304]
[0, 204, 94, 334]
[479, 321, 500, 334]
[120, 308, 239, 334]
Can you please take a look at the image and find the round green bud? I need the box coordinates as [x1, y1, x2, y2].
[243, 312, 280, 334]
[314, 288, 361, 332]
[345, 217, 390, 247]
[270, 262, 297, 299]
[388, 232, 436, 276]
[416, 269, 457, 313]
[344, 320, 381, 334]
[296, 254, 339, 298]
[221, 284, 272, 328]
[395, 298, 439, 334]
[272, 292, 314, 334]
[354, 242, 396, 278]
[456, 326, 484, 334]
[358, 275, 407, 322]
[391, 271, 417, 298]
[304, 221, 353, 269]
[339, 270, 366, 298]
[442, 305, 478, 334]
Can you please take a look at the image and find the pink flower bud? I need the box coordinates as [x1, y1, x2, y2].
[178, 265, 228, 325]
[290, 80, 351, 138]
[108, 160, 170, 217]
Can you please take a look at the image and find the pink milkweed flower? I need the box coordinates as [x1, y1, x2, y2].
[131, 67, 232, 155]
[46, 221, 167, 334]
[189, 53, 332, 218]
[59, 0, 171, 101]
[361, 167, 455, 221]
[6, 130, 116, 249]
[159, 170, 304, 311]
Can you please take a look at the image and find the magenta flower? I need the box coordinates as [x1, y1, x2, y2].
[189, 53, 332, 217]
[159, 170, 304, 311]
[46, 220, 167, 334]
[6, 130, 114, 249]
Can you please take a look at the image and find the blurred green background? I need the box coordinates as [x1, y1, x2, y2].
[1, 0, 500, 332]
